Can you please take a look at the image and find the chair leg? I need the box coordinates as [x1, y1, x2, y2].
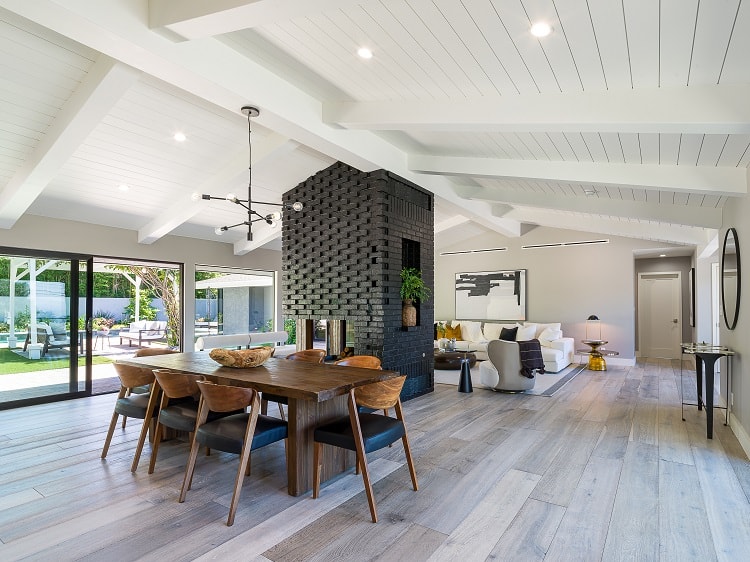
[278, 402, 286, 421]
[312, 442, 322, 499]
[179, 435, 202, 502]
[245, 454, 252, 476]
[131, 383, 161, 473]
[147, 420, 165, 474]
[357, 453, 378, 523]
[101, 409, 120, 459]
[402, 435, 419, 491]
[121, 389, 132, 429]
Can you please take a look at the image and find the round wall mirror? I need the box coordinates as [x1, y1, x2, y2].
[721, 227, 741, 330]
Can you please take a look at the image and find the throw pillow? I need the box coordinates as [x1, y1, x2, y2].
[539, 327, 563, 347]
[515, 324, 537, 341]
[50, 323, 67, 336]
[499, 326, 518, 341]
[460, 320, 484, 342]
[529, 322, 561, 338]
[445, 323, 462, 340]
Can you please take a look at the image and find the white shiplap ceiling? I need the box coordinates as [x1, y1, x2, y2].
[1, 0, 748, 256]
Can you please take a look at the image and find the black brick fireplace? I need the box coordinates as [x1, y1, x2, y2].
[282, 162, 434, 400]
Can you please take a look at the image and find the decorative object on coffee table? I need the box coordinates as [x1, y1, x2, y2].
[400, 267, 430, 327]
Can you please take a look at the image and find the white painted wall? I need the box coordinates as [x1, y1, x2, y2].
[435, 226, 682, 362]
[719, 201, 750, 452]
[0, 214, 282, 346]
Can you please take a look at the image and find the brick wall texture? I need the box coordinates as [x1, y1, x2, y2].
[282, 162, 434, 400]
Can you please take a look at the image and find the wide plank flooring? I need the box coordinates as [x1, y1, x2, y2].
[1, 358, 749, 561]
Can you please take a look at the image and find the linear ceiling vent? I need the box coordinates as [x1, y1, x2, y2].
[522, 239, 609, 250]
[440, 247, 508, 256]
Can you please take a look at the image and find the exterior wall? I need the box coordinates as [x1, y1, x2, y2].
[0, 214, 282, 347]
[282, 162, 434, 400]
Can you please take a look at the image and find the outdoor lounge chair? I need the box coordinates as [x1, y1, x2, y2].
[22, 322, 71, 357]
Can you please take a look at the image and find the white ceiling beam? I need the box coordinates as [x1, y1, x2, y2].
[454, 185, 723, 229]
[0, 0, 523, 242]
[410, 155, 748, 197]
[435, 214, 470, 233]
[0, 57, 140, 228]
[148, 0, 358, 40]
[324, 84, 750, 134]
[506, 206, 713, 247]
[139, 133, 296, 244]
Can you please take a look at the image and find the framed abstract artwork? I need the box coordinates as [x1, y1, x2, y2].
[455, 270, 527, 321]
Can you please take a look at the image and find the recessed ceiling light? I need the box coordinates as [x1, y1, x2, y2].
[530, 22, 553, 38]
[118, 183, 129, 192]
[173, 132, 187, 142]
[357, 47, 373, 59]
[659, 254, 666, 257]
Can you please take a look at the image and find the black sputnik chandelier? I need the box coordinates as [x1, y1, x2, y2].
[201, 106, 302, 241]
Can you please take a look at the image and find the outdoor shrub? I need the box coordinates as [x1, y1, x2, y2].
[15, 307, 30, 330]
[284, 318, 296, 346]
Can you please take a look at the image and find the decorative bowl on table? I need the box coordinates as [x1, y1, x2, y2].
[209, 346, 273, 368]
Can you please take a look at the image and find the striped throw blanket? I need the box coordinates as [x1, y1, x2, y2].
[518, 339, 546, 378]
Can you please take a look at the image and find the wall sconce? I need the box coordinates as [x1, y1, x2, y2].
[585, 314, 602, 341]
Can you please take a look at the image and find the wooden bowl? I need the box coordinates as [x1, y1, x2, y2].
[209, 346, 273, 368]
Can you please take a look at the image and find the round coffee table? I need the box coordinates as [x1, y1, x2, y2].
[434, 350, 477, 370]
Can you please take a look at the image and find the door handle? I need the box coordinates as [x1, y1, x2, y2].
[672, 319, 679, 324]
[86, 317, 93, 332]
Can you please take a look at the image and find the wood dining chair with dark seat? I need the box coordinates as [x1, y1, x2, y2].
[312, 375, 418, 523]
[333, 355, 382, 369]
[144, 370, 209, 474]
[179, 381, 289, 526]
[263, 348, 327, 420]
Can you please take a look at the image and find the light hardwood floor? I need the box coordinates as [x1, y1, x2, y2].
[1, 358, 749, 561]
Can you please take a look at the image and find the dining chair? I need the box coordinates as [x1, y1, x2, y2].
[144, 370, 205, 474]
[263, 348, 326, 421]
[179, 381, 289, 526]
[333, 355, 382, 369]
[100, 348, 177, 471]
[312, 375, 418, 522]
[120, 348, 179, 429]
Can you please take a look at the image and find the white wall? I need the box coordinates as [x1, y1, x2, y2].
[436, 226, 680, 362]
[719, 201, 750, 451]
[0, 215, 282, 346]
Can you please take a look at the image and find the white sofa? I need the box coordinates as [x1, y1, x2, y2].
[119, 320, 168, 347]
[436, 320, 574, 373]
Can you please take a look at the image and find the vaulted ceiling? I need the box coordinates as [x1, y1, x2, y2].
[2, 1, 748, 257]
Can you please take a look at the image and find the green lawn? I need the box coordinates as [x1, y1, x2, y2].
[0, 349, 113, 375]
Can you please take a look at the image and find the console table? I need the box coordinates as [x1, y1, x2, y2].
[680, 343, 734, 439]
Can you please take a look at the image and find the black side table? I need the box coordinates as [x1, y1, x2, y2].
[458, 349, 477, 393]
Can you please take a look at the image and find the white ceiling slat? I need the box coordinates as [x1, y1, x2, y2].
[717, 134, 750, 167]
[659, 0, 699, 87]
[521, 0, 584, 92]
[545, 132, 577, 160]
[587, 0, 631, 89]
[697, 134, 729, 167]
[673, 192, 689, 206]
[503, 133, 535, 160]
[599, 132, 625, 164]
[329, 8, 433, 100]
[345, 2, 461, 99]
[639, 133, 660, 165]
[688, 0, 741, 85]
[623, 0, 660, 88]
[432, 0, 523, 95]
[619, 133, 641, 164]
[531, 132, 563, 161]
[719, 0, 750, 83]
[552, 0, 608, 91]
[659, 133, 681, 165]
[515, 132, 551, 160]
[677, 134, 705, 166]
[580, 132, 608, 163]
[564, 132, 593, 162]
[632, 188, 647, 202]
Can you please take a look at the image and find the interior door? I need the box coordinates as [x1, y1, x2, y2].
[0, 249, 93, 409]
[638, 272, 682, 359]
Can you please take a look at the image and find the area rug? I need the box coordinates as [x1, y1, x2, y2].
[434, 362, 586, 397]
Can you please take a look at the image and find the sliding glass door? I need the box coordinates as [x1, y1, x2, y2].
[0, 249, 92, 409]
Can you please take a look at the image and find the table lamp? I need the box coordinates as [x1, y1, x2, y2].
[585, 315, 602, 341]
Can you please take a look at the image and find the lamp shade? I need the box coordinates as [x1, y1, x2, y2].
[585, 315, 602, 341]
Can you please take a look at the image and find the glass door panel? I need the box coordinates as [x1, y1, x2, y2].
[0, 253, 90, 407]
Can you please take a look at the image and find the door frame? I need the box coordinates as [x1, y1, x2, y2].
[637, 271, 683, 359]
[0, 246, 93, 409]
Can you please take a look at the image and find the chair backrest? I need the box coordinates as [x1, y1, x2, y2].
[334, 355, 382, 369]
[485, 339, 521, 374]
[353, 375, 406, 410]
[113, 362, 155, 388]
[153, 369, 204, 399]
[196, 381, 257, 412]
[133, 347, 178, 357]
[286, 349, 326, 363]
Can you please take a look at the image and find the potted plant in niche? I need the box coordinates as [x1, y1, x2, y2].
[400, 267, 431, 327]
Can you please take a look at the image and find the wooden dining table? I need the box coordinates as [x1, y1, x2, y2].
[120, 351, 399, 496]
